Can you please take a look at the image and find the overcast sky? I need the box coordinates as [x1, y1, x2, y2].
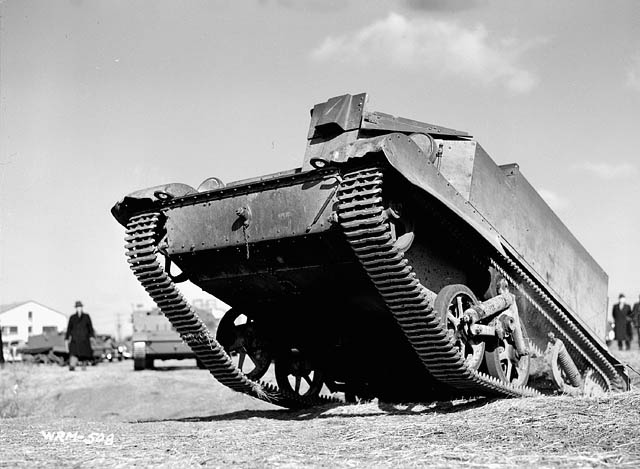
[1, 0, 639, 335]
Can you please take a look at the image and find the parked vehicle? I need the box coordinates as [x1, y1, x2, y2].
[18, 332, 115, 365]
[131, 307, 217, 370]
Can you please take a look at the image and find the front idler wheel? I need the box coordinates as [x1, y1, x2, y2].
[435, 284, 485, 370]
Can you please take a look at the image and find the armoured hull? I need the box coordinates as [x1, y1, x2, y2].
[113, 93, 628, 407]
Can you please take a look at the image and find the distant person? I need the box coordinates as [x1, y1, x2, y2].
[0, 321, 5, 369]
[633, 294, 640, 349]
[612, 293, 632, 350]
[65, 300, 95, 371]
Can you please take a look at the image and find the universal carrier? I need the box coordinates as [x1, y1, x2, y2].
[113, 93, 629, 407]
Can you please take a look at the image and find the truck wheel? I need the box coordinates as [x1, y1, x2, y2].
[133, 342, 147, 371]
[134, 356, 145, 370]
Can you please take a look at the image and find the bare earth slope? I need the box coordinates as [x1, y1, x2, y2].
[1, 351, 639, 468]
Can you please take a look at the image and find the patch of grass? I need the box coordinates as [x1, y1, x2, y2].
[1, 351, 640, 467]
[608, 346, 640, 387]
[0, 363, 45, 418]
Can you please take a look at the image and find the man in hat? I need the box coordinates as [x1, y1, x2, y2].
[612, 293, 632, 350]
[0, 321, 5, 369]
[632, 294, 640, 349]
[65, 300, 95, 370]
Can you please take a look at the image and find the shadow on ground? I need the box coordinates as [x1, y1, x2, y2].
[134, 396, 497, 423]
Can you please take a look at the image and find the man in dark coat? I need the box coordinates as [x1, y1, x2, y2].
[65, 300, 95, 370]
[612, 293, 632, 350]
[0, 322, 5, 369]
[632, 294, 640, 349]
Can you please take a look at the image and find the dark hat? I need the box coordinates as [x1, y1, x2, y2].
[618, 293, 626, 299]
[75, 300, 83, 308]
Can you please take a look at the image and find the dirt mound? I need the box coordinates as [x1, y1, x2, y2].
[0, 359, 275, 421]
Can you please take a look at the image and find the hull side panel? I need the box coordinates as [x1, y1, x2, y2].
[467, 145, 608, 341]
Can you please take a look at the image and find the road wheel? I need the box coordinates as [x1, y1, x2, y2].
[484, 323, 530, 387]
[275, 348, 324, 398]
[435, 284, 485, 370]
[216, 308, 272, 381]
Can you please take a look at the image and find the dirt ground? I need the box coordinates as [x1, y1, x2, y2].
[1, 348, 639, 468]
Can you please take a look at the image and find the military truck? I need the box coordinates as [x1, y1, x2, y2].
[132, 307, 217, 370]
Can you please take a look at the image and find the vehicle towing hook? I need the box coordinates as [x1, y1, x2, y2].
[236, 206, 252, 228]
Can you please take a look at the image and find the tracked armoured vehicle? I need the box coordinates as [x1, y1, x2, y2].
[112, 93, 629, 408]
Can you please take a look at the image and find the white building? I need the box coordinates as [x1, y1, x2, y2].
[192, 297, 229, 319]
[0, 300, 68, 347]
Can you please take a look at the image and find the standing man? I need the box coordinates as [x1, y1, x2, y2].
[612, 293, 632, 351]
[0, 321, 5, 369]
[632, 294, 640, 349]
[65, 300, 95, 371]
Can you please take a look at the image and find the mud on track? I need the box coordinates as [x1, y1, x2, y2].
[1, 350, 639, 468]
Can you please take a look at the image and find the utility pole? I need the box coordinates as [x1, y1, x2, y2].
[116, 312, 122, 342]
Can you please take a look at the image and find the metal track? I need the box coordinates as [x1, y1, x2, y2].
[124, 213, 340, 409]
[336, 168, 540, 398]
[416, 176, 622, 393]
[490, 258, 621, 392]
[336, 167, 624, 397]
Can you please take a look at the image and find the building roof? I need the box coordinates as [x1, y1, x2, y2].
[0, 300, 67, 317]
